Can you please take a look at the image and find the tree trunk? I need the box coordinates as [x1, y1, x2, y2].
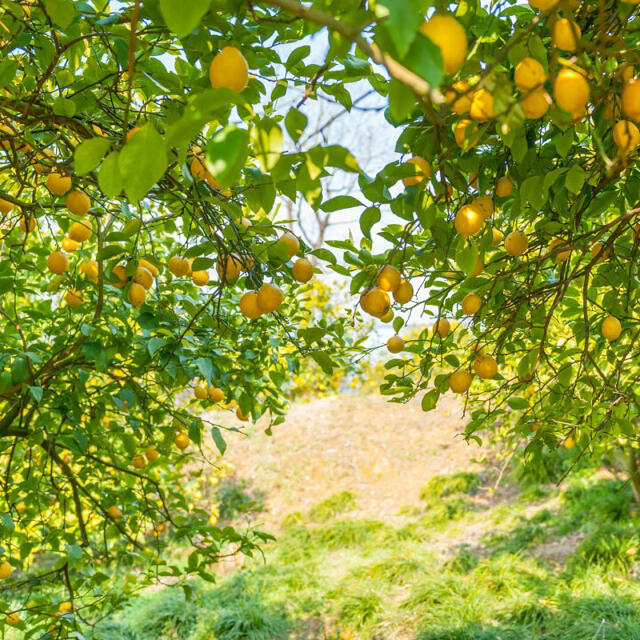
[627, 446, 640, 504]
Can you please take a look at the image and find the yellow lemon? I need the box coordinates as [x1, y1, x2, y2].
[553, 67, 590, 115]
[239, 291, 262, 319]
[601, 315, 621, 341]
[377, 265, 401, 292]
[473, 354, 497, 379]
[613, 120, 640, 153]
[461, 293, 482, 315]
[622, 79, 640, 121]
[505, 231, 528, 256]
[393, 280, 413, 304]
[402, 156, 432, 186]
[520, 89, 551, 119]
[46, 172, 71, 196]
[209, 47, 249, 92]
[514, 57, 547, 91]
[552, 18, 581, 51]
[386, 336, 404, 353]
[496, 177, 513, 197]
[292, 257, 314, 283]
[470, 88, 495, 121]
[257, 283, 283, 312]
[47, 250, 68, 275]
[66, 190, 91, 216]
[449, 370, 472, 393]
[433, 318, 451, 338]
[420, 14, 467, 74]
[455, 204, 484, 237]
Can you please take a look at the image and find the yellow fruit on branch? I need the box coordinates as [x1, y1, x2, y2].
[491, 228, 504, 246]
[520, 88, 551, 119]
[393, 279, 413, 305]
[209, 46, 249, 93]
[360, 287, 390, 317]
[504, 231, 528, 257]
[61, 237, 79, 252]
[131, 455, 146, 469]
[68, 220, 92, 242]
[292, 257, 314, 283]
[461, 293, 482, 315]
[419, 14, 467, 75]
[59, 601, 72, 614]
[449, 370, 472, 393]
[6, 613, 20, 626]
[279, 231, 300, 258]
[208, 386, 224, 403]
[0, 561, 12, 579]
[192, 270, 209, 286]
[564, 436, 576, 449]
[20, 215, 35, 233]
[168, 256, 189, 277]
[552, 18, 581, 51]
[514, 57, 547, 91]
[622, 79, 640, 122]
[470, 88, 495, 121]
[472, 195, 494, 218]
[496, 177, 513, 198]
[0, 198, 13, 215]
[612, 120, 640, 153]
[402, 156, 432, 186]
[46, 172, 71, 196]
[433, 318, 451, 338]
[239, 291, 262, 319]
[236, 407, 250, 422]
[66, 190, 91, 216]
[145, 445, 160, 462]
[133, 266, 154, 290]
[111, 264, 128, 288]
[217, 254, 242, 281]
[601, 315, 621, 341]
[386, 335, 404, 353]
[107, 506, 122, 520]
[377, 265, 401, 292]
[455, 204, 484, 238]
[65, 289, 83, 308]
[548, 237, 571, 263]
[454, 118, 481, 150]
[473, 354, 497, 379]
[257, 282, 284, 312]
[194, 384, 208, 400]
[80, 260, 99, 283]
[445, 80, 472, 114]
[175, 433, 190, 450]
[591, 242, 612, 262]
[127, 282, 146, 307]
[47, 250, 68, 275]
[553, 67, 590, 115]
[138, 258, 159, 277]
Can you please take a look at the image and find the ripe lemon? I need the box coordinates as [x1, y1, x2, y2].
[68, 220, 92, 242]
[190, 156, 207, 180]
[20, 215, 35, 233]
[470, 257, 484, 277]
[394, 279, 413, 304]
[236, 407, 250, 422]
[564, 436, 576, 449]
[239, 291, 262, 319]
[107, 506, 122, 520]
[194, 384, 208, 400]
[0, 198, 13, 215]
[126, 126, 141, 142]
[66, 190, 91, 216]
[622, 79, 640, 121]
[59, 601, 73, 614]
[133, 266, 154, 289]
[209, 47, 249, 92]
[505, 231, 528, 256]
[380, 309, 394, 323]
[0, 562, 12, 579]
[175, 433, 190, 450]
[591, 242, 611, 262]
[192, 270, 209, 286]
[257, 283, 283, 312]
[360, 287, 390, 316]
[455, 204, 483, 238]
[217, 254, 242, 281]
[601, 315, 621, 341]
[529, 0, 558, 9]
[455, 118, 481, 150]
[402, 156, 432, 186]
[168, 256, 189, 277]
[387, 335, 404, 353]
[548, 238, 570, 263]
[128, 282, 146, 307]
[46, 172, 71, 196]
[552, 18, 581, 51]
[449, 370, 472, 393]
[446, 80, 472, 114]
[461, 293, 482, 314]
[292, 257, 314, 282]
[433, 318, 451, 338]
[131, 454, 146, 469]
[496, 177, 513, 197]
[80, 260, 99, 283]
[470, 89, 495, 121]
[553, 67, 590, 115]
[377, 265, 401, 292]
[47, 250, 68, 275]
[279, 231, 300, 257]
[492, 228, 504, 246]
[613, 120, 640, 153]
[514, 57, 546, 91]
[6, 613, 20, 626]
[209, 386, 224, 403]
[65, 289, 83, 308]
[138, 258, 159, 277]
[420, 14, 467, 74]
[111, 264, 128, 288]
[16, 502, 26, 515]
[473, 354, 497, 379]
[145, 445, 159, 462]
[61, 237, 79, 252]
[473, 195, 494, 218]
[520, 89, 551, 119]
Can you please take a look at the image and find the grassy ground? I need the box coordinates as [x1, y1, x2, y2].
[93, 396, 640, 640]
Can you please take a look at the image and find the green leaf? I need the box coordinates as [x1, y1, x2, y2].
[205, 126, 249, 189]
[160, 0, 212, 37]
[74, 137, 111, 176]
[0, 59, 18, 91]
[118, 126, 168, 202]
[455, 240, 479, 276]
[421, 389, 439, 411]
[98, 151, 123, 198]
[250, 119, 283, 172]
[388, 78, 416, 123]
[320, 195, 362, 212]
[360, 207, 381, 239]
[44, 0, 75, 28]
[507, 397, 529, 410]
[405, 33, 444, 87]
[565, 164, 587, 195]
[378, 0, 422, 57]
[211, 427, 227, 455]
[97, 244, 126, 261]
[310, 351, 334, 375]
[28, 385, 43, 402]
[285, 108, 308, 143]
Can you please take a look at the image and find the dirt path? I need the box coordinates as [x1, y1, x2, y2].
[217, 393, 482, 528]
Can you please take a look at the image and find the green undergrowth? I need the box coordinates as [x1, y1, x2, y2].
[90, 473, 640, 640]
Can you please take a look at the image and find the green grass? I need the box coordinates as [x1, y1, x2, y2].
[93, 471, 640, 640]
